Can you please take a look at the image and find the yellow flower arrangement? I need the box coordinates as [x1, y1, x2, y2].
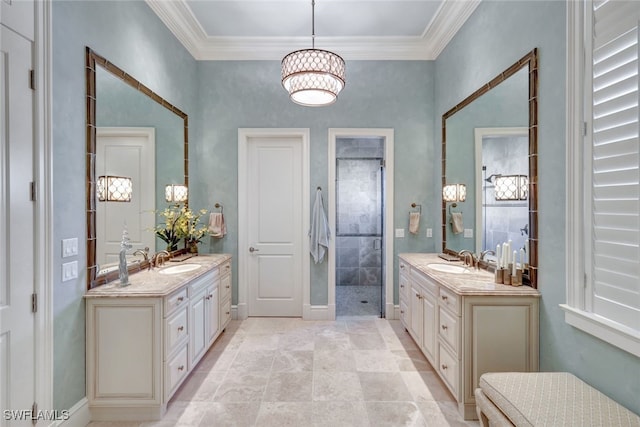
[154, 205, 208, 252]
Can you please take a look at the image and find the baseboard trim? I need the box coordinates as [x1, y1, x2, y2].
[391, 304, 400, 320]
[303, 304, 332, 320]
[50, 398, 90, 427]
[234, 303, 247, 320]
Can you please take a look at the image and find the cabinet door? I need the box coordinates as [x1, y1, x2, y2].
[190, 288, 207, 366]
[207, 286, 219, 345]
[421, 293, 436, 364]
[409, 283, 423, 346]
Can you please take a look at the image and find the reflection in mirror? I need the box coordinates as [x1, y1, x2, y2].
[86, 47, 189, 289]
[442, 49, 538, 287]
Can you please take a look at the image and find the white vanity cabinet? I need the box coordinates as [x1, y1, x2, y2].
[398, 253, 539, 420]
[219, 259, 232, 330]
[85, 255, 232, 421]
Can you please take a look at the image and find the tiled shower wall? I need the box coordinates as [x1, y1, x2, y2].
[482, 134, 529, 253]
[336, 138, 384, 286]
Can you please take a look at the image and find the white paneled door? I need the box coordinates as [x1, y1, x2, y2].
[0, 25, 36, 423]
[242, 132, 308, 317]
[96, 128, 156, 266]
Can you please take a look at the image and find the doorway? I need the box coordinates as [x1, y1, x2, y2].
[328, 129, 394, 319]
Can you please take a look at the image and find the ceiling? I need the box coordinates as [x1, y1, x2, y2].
[146, 0, 481, 60]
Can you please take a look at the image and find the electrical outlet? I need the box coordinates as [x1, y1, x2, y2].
[395, 228, 405, 238]
[62, 238, 78, 258]
[464, 228, 474, 238]
[426, 228, 433, 238]
[62, 261, 78, 282]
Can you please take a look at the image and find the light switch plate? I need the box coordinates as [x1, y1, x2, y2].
[395, 228, 405, 238]
[62, 238, 78, 258]
[464, 228, 473, 238]
[426, 228, 433, 238]
[62, 261, 78, 282]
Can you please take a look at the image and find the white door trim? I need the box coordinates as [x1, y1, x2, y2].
[328, 129, 395, 319]
[237, 128, 310, 319]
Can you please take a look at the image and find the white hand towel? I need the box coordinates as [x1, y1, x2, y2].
[450, 212, 464, 234]
[208, 212, 226, 238]
[409, 212, 420, 235]
[309, 189, 330, 264]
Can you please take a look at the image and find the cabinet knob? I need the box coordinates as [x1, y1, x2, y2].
[441, 325, 448, 330]
[226, 311, 230, 315]
[226, 285, 230, 289]
[178, 326, 184, 332]
[178, 365, 185, 371]
[415, 293, 421, 298]
[400, 284, 404, 289]
[441, 295, 448, 301]
[177, 297, 184, 302]
[441, 364, 448, 370]
[400, 264, 405, 269]
[400, 310, 404, 314]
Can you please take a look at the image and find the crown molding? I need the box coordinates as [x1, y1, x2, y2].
[146, 0, 481, 61]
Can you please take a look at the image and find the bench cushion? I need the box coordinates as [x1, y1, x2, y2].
[479, 372, 640, 427]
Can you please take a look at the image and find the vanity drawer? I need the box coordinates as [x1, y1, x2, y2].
[438, 306, 460, 355]
[219, 260, 232, 277]
[220, 270, 231, 303]
[439, 287, 460, 315]
[399, 269, 410, 301]
[165, 288, 188, 315]
[165, 343, 189, 399]
[400, 299, 409, 327]
[438, 342, 459, 398]
[165, 306, 188, 357]
[220, 296, 232, 329]
[411, 269, 437, 296]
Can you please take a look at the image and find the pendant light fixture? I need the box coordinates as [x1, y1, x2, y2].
[281, 0, 346, 107]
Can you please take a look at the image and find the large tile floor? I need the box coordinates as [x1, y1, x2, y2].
[88, 317, 480, 427]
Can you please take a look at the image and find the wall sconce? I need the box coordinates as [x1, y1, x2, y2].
[165, 184, 188, 203]
[442, 183, 466, 207]
[495, 175, 528, 200]
[97, 175, 132, 202]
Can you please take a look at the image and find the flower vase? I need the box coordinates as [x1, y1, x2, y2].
[187, 240, 199, 254]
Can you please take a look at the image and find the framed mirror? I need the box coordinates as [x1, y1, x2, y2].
[86, 47, 189, 289]
[442, 48, 538, 288]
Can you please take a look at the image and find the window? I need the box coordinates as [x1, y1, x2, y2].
[563, 0, 640, 357]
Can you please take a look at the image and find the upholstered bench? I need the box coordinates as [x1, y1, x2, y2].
[475, 372, 640, 426]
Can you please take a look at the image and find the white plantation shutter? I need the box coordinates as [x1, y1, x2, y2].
[588, 0, 640, 330]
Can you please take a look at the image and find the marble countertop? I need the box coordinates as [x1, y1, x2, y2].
[399, 253, 540, 297]
[85, 253, 231, 298]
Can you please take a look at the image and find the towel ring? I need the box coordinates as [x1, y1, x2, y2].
[448, 203, 458, 214]
[214, 202, 224, 214]
[411, 203, 422, 214]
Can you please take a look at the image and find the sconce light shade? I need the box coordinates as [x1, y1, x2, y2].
[97, 175, 132, 202]
[165, 184, 188, 203]
[443, 184, 467, 203]
[495, 175, 528, 200]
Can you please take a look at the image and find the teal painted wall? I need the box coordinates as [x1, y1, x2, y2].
[435, 0, 640, 414]
[52, 0, 197, 410]
[191, 60, 437, 306]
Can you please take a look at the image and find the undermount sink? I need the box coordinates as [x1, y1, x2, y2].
[158, 263, 202, 275]
[426, 263, 470, 274]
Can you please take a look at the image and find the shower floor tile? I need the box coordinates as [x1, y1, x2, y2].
[336, 285, 382, 317]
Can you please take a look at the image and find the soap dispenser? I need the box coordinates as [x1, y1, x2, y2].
[119, 223, 133, 287]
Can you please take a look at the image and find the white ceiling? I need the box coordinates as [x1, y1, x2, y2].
[146, 0, 481, 60]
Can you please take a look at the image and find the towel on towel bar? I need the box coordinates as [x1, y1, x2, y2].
[450, 212, 463, 234]
[409, 212, 420, 234]
[309, 188, 330, 264]
[208, 212, 226, 238]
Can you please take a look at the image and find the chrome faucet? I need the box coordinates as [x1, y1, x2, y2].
[151, 250, 171, 269]
[458, 250, 477, 269]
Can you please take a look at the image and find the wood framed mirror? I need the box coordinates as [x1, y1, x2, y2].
[85, 47, 189, 289]
[442, 48, 538, 288]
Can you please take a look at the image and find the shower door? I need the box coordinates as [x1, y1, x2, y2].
[335, 158, 384, 317]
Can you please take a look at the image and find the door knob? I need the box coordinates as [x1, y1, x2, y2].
[249, 247, 259, 253]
